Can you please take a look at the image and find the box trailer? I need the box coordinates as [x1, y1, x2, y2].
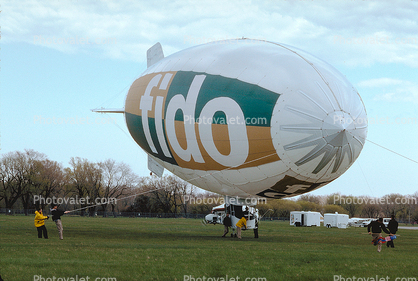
[324, 212, 349, 228]
[290, 211, 321, 227]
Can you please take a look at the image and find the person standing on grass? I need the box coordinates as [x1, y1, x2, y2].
[50, 204, 70, 240]
[34, 207, 49, 239]
[368, 217, 390, 252]
[387, 215, 398, 248]
[236, 216, 247, 239]
[222, 213, 232, 237]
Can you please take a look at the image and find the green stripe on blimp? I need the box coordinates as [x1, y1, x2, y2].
[165, 71, 280, 126]
[125, 112, 177, 165]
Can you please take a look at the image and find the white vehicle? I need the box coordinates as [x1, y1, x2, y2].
[348, 218, 373, 227]
[324, 212, 349, 228]
[204, 204, 225, 225]
[204, 196, 260, 238]
[290, 211, 321, 227]
[348, 217, 365, 227]
[361, 219, 373, 227]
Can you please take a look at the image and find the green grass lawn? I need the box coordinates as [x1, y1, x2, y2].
[1, 215, 417, 281]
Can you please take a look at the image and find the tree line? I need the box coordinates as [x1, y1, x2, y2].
[1, 149, 417, 222]
[0, 149, 138, 216]
[0, 149, 214, 216]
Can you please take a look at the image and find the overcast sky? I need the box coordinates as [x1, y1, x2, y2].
[2, 0, 418, 198]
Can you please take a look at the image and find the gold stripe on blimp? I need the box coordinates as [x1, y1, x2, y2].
[169, 122, 280, 170]
[125, 72, 177, 117]
[240, 126, 280, 169]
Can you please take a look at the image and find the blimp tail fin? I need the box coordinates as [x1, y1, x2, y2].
[147, 42, 164, 68]
[148, 155, 164, 177]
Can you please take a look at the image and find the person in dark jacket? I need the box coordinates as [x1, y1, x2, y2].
[387, 215, 398, 248]
[368, 218, 390, 252]
[222, 213, 232, 237]
[50, 204, 70, 240]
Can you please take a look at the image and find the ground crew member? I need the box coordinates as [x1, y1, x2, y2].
[236, 216, 247, 239]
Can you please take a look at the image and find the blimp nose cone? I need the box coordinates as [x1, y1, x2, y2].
[271, 82, 368, 180]
[322, 111, 364, 147]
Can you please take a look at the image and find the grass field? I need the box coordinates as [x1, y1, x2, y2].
[1, 215, 418, 281]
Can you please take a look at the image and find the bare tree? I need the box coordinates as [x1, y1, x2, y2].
[188, 191, 221, 215]
[298, 194, 323, 205]
[151, 176, 176, 214]
[30, 159, 65, 209]
[0, 152, 21, 212]
[65, 157, 102, 216]
[361, 197, 380, 218]
[165, 175, 195, 216]
[98, 159, 140, 217]
[323, 204, 348, 214]
[128, 175, 197, 215]
[269, 199, 302, 218]
[0, 150, 46, 214]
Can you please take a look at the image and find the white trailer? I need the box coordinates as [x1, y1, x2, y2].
[290, 211, 321, 227]
[324, 212, 349, 228]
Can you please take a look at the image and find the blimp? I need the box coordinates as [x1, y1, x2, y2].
[94, 38, 367, 202]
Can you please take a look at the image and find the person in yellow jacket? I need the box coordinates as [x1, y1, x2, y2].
[236, 216, 247, 239]
[34, 207, 49, 239]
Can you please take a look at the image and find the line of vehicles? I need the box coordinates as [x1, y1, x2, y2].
[289, 211, 391, 228]
[205, 204, 389, 234]
[348, 217, 391, 228]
